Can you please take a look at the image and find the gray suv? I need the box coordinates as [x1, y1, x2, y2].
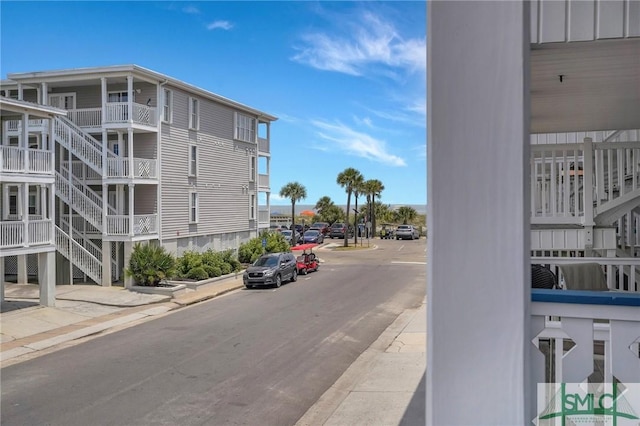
[243, 252, 298, 288]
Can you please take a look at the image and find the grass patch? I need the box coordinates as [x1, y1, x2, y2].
[332, 244, 372, 251]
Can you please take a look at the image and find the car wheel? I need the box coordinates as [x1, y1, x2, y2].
[274, 275, 282, 288]
[302, 268, 308, 275]
[291, 269, 298, 282]
[245, 285, 253, 289]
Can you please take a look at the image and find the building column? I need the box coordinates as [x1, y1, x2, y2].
[123, 241, 134, 288]
[0, 257, 5, 303]
[127, 75, 134, 124]
[128, 183, 135, 237]
[38, 251, 55, 306]
[427, 2, 530, 425]
[102, 240, 112, 287]
[22, 111, 29, 172]
[17, 255, 28, 284]
[41, 82, 48, 105]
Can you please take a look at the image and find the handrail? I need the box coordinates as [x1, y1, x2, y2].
[55, 225, 102, 284]
[532, 288, 640, 307]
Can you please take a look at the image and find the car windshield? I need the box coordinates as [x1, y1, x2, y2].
[253, 256, 279, 267]
[305, 230, 319, 236]
[398, 225, 410, 230]
[282, 230, 292, 236]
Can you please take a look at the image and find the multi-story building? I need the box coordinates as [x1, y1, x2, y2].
[0, 97, 67, 306]
[0, 65, 276, 292]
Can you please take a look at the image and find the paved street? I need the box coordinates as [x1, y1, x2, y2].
[1, 238, 426, 426]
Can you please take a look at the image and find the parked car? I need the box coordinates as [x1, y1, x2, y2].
[329, 223, 352, 239]
[395, 224, 420, 240]
[269, 224, 287, 233]
[281, 230, 301, 245]
[310, 222, 330, 235]
[243, 252, 298, 288]
[301, 229, 324, 244]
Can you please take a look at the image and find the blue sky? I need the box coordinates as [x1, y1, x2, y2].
[1, 1, 426, 207]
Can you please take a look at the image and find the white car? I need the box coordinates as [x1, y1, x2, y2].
[395, 225, 420, 240]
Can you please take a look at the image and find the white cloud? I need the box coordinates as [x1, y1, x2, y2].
[291, 10, 425, 79]
[311, 119, 406, 167]
[182, 6, 200, 15]
[207, 20, 234, 31]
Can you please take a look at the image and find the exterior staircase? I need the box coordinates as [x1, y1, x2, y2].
[51, 116, 117, 284]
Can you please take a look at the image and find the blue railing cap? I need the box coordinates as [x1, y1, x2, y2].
[532, 289, 640, 307]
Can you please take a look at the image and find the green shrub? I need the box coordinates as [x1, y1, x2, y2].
[238, 232, 290, 264]
[205, 265, 222, 278]
[220, 263, 232, 275]
[187, 266, 208, 281]
[125, 243, 177, 286]
[176, 251, 203, 277]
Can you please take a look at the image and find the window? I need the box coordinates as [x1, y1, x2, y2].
[250, 194, 256, 220]
[189, 191, 199, 223]
[48, 93, 76, 110]
[189, 97, 199, 130]
[235, 113, 256, 143]
[162, 89, 172, 123]
[249, 156, 256, 182]
[189, 145, 198, 176]
[108, 91, 128, 103]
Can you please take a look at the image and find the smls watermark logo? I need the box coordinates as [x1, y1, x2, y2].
[535, 383, 640, 425]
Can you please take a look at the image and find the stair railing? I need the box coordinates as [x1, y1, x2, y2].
[55, 225, 102, 284]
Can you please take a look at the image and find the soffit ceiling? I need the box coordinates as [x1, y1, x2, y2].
[530, 38, 640, 134]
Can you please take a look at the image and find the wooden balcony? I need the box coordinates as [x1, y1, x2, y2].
[0, 145, 54, 175]
[105, 214, 158, 238]
[0, 219, 54, 249]
[66, 102, 157, 129]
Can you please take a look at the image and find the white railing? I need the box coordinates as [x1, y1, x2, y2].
[258, 208, 270, 224]
[133, 103, 156, 126]
[0, 219, 53, 248]
[28, 149, 53, 174]
[55, 171, 103, 231]
[54, 117, 103, 174]
[258, 173, 269, 188]
[59, 164, 116, 215]
[66, 108, 101, 128]
[258, 137, 270, 154]
[532, 256, 640, 292]
[531, 290, 640, 391]
[28, 220, 52, 245]
[105, 102, 156, 126]
[105, 158, 158, 179]
[5, 119, 47, 133]
[0, 146, 53, 174]
[106, 214, 158, 236]
[0, 221, 24, 248]
[531, 139, 640, 225]
[1, 145, 24, 172]
[55, 226, 102, 284]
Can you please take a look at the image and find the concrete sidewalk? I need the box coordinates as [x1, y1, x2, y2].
[0, 278, 426, 425]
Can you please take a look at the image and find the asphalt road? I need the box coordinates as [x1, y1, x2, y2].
[1, 238, 426, 426]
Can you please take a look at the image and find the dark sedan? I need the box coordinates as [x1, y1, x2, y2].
[301, 229, 324, 244]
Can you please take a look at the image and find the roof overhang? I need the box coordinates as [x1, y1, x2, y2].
[2, 64, 278, 122]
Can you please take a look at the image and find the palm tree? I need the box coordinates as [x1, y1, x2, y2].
[314, 196, 334, 216]
[279, 182, 307, 245]
[395, 206, 418, 224]
[352, 174, 365, 244]
[336, 167, 363, 247]
[363, 179, 384, 237]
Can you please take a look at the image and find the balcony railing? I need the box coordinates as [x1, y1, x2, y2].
[258, 137, 270, 154]
[0, 219, 53, 249]
[105, 157, 158, 179]
[5, 119, 47, 133]
[105, 214, 158, 236]
[531, 290, 640, 391]
[258, 173, 269, 188]
[0, 146, 53, 175]
[66, 103, 157, 128]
